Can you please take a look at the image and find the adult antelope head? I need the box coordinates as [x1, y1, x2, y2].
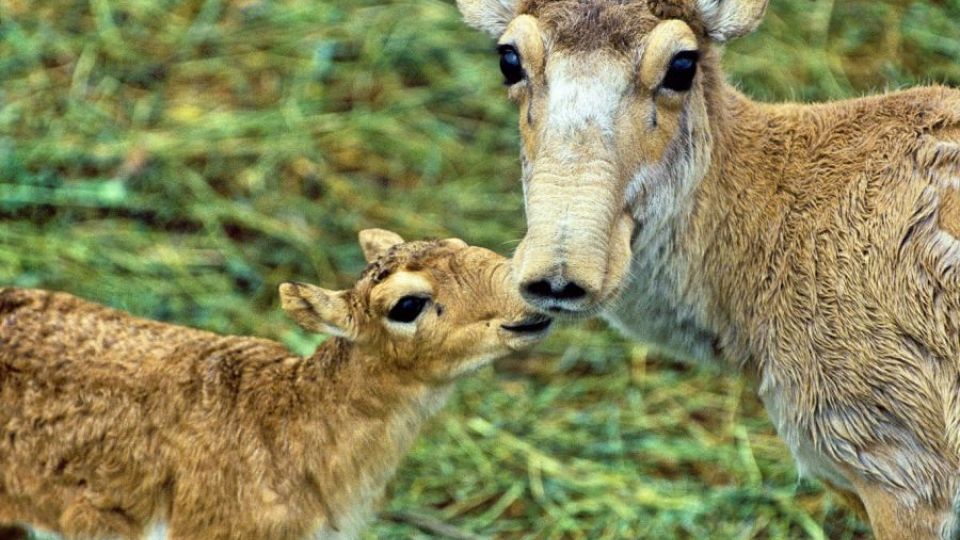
[457, 0, 767, 315]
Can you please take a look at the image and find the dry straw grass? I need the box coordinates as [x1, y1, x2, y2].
[2, 0, 959, 538]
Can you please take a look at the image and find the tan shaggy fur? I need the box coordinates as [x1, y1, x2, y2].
[457, 0, 960, 537]
[0, 229, 551, 540]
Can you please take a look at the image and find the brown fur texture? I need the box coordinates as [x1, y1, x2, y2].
[457, 0, 960, 537]
[940, 188, 960, 239]
[523, 0, 662, 51]
[0, 231, 550, 540]
[695, 86, 960, 539]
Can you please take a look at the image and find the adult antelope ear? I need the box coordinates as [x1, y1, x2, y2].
[456, 0, 519, 37]
[279, 282, 356, 340]
[359, 228, 404, 263]
[694, 0, 768, 42]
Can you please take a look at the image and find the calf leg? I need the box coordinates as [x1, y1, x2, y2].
[60, 497, 143, 540]
[167, 502, 313, 540]
[822, 480, 869, 521]
[167, 524, 309, 540]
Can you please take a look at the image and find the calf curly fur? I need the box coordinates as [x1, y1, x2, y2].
[0, 230, 549, 539]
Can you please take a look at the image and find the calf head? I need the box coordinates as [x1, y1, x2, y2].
[280, 229, 552, 383]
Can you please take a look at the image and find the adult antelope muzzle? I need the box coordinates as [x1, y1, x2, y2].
[503, 38, 655, 314]
[513, 73, 636, 314]
[457, 0, 712, 316]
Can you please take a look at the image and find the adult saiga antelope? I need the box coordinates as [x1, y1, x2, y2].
[457, 0, 960, 537]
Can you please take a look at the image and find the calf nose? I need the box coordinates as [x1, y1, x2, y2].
[522, 277, 588, 303]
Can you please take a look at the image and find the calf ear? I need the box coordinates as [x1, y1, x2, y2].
[359, 228, 405, 263]
[441, 237, 468, 249]
[695, 0, 768, 42]
[279, 282, 356, 340]
[456, 0, 519, 37]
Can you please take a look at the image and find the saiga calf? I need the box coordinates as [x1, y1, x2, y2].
[0, 229, 552, 539]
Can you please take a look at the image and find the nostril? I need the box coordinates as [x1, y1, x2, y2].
[556, 282, 586, 300]
[525, 280, 554, 299]
[523, 279, 588, 301]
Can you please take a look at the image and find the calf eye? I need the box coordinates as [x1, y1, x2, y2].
[662, 51, 699, 92]
[498, 45, 524, 85]
[387, 296, 428, 323]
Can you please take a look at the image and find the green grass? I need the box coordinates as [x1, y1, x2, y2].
[3, 0, 960, 538]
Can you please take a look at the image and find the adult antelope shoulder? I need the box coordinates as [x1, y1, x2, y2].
[457, 0, 960, 537]
[0, 229, 552, 540]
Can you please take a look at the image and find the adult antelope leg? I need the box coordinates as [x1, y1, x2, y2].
[822, 481, 868, 521]
[848, 475, 951, 540]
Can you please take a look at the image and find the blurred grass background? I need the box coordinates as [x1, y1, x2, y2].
[2, 0, 960, 538]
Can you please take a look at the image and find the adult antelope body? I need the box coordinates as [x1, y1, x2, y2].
[457, 0, 960, 537]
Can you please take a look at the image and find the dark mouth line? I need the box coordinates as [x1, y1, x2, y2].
[546, 305, 602, 318]
[501, 316, 553, 334]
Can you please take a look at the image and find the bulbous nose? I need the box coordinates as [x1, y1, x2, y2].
[523, 279, 587, 301]
[519, 270, 597, 313]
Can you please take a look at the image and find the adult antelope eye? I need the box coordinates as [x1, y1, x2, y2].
[662, 51, 699, 92]
[387, 296, 428, 323]
[498, 45, 524, 85]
